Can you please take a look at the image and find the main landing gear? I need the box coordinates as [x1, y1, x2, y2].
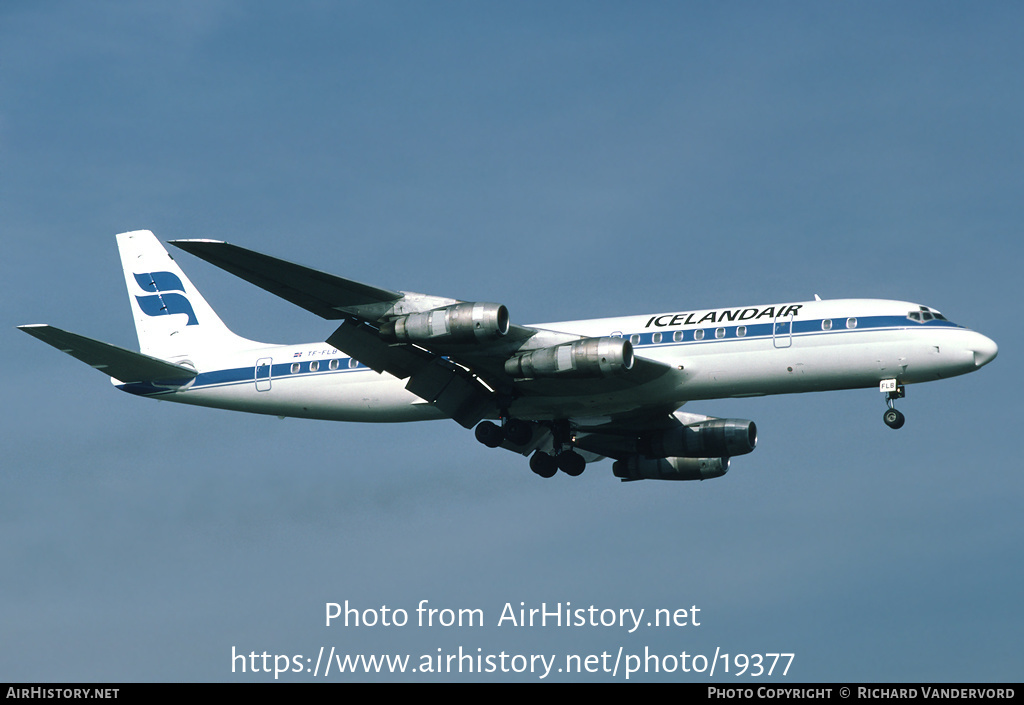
[882, 382, 906, 430]
[475, 418, 587, 478]
[528, 449, 585, 478]
[529, 451, 558, 478]
[473, 418, 532, 447]
[532, 419, 586, 478]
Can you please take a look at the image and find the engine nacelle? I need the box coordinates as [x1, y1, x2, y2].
[613, 456, 730, 482]
[380, 302, 509, 343]
[504, 337, 634, 378]
[642, 419, 756, 458]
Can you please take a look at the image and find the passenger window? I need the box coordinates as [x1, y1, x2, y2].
[694, 330, 705, 341]
[310, 361, 319, 372]
[630, 334, 640, 345]
[329, 359, 340, 371]
[349, 358, 360, 369]
[673, 331, 683, 342]
[737, 326, 746, 337]
[822, 319, 832, 330]
[715, 327, 726, 339]
[290, 362, 300, 374]
[652, 332, 662, 344]
[846, 317, 858, 329]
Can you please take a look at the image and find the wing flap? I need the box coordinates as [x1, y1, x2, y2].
[325, 319, 433, 379]
[326, 320, 495, 428]
[403, 358, 495, 428]
[18, 325, 198, 384]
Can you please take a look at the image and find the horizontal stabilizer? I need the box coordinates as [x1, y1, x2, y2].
[18, 325, 198, 384]
[170, 239, 403, 320]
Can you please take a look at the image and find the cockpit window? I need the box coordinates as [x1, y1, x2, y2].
[909, 308, 948, 323]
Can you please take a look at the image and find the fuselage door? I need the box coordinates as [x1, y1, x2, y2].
[256, 357, 273, 391]
[773, 313, 793, 348]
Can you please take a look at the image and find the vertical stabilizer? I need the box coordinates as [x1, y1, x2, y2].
[117, 230, 257, 359]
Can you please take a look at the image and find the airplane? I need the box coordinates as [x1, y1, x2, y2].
[19, 230, 998, 482]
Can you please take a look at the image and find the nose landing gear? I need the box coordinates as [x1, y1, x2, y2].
[881, 380, 906, 429]
[883, 407, 905, 430]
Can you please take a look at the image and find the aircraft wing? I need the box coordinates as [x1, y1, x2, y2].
[169, 239, 405, 320]
[170, 239, 676, 428]
[18, 324, 198, 384]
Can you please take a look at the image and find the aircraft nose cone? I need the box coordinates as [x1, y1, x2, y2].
[970, 333, 998, 367]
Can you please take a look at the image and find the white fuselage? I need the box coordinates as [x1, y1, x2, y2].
[116, 298, 998, 424]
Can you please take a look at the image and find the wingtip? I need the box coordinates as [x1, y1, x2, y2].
[168, 239, 228, 246]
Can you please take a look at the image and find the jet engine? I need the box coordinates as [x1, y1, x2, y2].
[379, 302, 509, 343]
[613, 456, 729, 482]
[641, 418, 756, 458]
[504, 337, 634, 378]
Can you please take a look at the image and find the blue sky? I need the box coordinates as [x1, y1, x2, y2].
[2, 2, 1021, 682]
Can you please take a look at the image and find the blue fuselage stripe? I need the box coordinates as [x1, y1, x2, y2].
[118, 316, 963, 397]
[630, 315, 960, 346]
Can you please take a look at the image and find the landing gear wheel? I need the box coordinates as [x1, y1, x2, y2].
[474, 421, 504, 448]
[557, 450, 586, 477]
[883, 408, 905, 430]
[530, 451, 558, 478]
[504, 419, 532, 446]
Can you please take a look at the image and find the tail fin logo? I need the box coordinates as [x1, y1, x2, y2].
[133, 271, 198, 326]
